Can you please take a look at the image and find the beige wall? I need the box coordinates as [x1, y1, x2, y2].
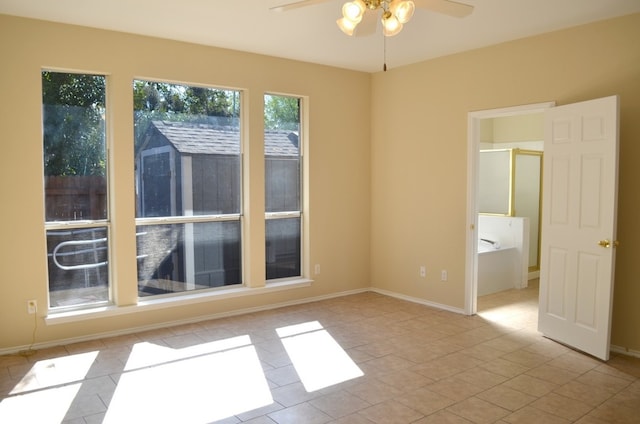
[0, 15, 371, 351]
[2, 12, 640, 355]
[371, 13, 640, 352]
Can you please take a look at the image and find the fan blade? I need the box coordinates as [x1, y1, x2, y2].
[270, 0, 333, 12]
[354, 11, 378, 37]
[414, 0, 474, 18]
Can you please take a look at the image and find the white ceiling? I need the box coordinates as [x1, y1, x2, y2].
[2, 0, 639, 73]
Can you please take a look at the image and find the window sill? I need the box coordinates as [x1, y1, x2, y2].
[45, 278, 313, 325]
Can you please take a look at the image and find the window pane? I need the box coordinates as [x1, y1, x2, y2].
[43, 72, 107, 221]
[137, 221, 241, 296]
[134, 82, 241, 218]
[264, 95, 301, 213]
[266, 218, 301, 280]
[265, 156, 300, 213]
[265, 94, 302, 280]
[134, 81, 243, 297]
[47, 227, 109, 308]
[42, 71, 109, 309]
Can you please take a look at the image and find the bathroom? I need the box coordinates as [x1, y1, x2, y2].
[477, 114, 543, 296]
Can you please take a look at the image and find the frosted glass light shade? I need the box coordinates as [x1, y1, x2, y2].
[391, 1, 415, 23]
[382, 14, 402, 36]
[342, 1, 365, 22]
[337, 17, 358, 36]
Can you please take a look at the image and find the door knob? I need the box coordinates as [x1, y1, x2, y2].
[598, 239, 620, 248]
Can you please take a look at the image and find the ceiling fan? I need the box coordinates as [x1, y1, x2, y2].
[270, 0, 474, 37]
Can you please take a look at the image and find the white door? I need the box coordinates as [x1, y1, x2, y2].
[538, 95, 619, 361]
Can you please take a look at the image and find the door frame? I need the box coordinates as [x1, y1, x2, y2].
[465, 102, 555, 315]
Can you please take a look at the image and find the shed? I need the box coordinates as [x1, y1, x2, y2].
[135, 121, 300, 290]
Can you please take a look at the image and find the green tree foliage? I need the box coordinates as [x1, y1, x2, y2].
[185, 86, 235, 116]
[43, 75, 298, 176]
[42, 72, 106, 176]
[133, 80, 241, 149]
[264, 95, 300, 131]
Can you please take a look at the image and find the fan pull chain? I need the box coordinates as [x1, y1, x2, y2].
[383, 33, 387, 71]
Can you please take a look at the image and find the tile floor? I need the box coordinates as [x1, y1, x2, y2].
[1, 282, 639, 423]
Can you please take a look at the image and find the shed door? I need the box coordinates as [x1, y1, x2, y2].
[141, 147, 174, 217]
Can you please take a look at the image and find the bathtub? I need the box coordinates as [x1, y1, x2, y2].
[477, 242, 519, 296]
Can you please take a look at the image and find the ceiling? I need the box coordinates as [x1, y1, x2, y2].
[2, 0, 639, 73]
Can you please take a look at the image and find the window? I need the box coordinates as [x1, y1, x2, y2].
[264, 94, 302, 280]
[42, 71, 109, 309]
[42, 75, 306, 315]
[133, 81, 242, 297]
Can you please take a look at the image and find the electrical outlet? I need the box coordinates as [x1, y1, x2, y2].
[440, 270, 448, 282]
[420, 266, 426, 278]
[314, 264, 321, 275]
[27, 299, 37, 314]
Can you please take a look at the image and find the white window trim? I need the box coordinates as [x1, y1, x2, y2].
[265, 94, 305, 282]
[45, 277, 312, 325]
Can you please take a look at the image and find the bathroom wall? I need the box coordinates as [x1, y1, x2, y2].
[477, 150, 542, 270]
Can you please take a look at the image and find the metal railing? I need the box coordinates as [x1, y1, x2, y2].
[52, 236, 108, 271]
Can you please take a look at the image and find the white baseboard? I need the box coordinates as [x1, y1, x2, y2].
[6, 286, 638, 362]
[369, 287, 466, 315]
[611, 345, 640, 359]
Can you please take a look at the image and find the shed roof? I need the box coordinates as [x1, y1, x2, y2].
[150, 121, 299, 157]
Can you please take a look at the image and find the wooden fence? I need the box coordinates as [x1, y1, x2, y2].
[45, 175, 107, 221]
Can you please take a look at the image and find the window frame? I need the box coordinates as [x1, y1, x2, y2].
[133, 79, 245, 298]
[43, 74, 313, 321]
[264, 93, 305, 282]
[42, 70, 113, 312]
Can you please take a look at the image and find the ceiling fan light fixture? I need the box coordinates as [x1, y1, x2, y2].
[390, 0, 415, 24]
[342, 0, 365, 22]
[336, 17, 359, 36]
[381, 11, 402, 36]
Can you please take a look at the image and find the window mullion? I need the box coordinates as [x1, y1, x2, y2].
[136, 214, 241, 226]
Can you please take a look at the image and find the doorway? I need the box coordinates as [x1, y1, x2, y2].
[464, 102, 554, 315]
[466, 97, 619, 360]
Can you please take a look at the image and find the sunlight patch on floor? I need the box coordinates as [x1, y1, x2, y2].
[124, 335, 252, 371]
[104, 338, 272, 423]
[477, 304, 528, 322]
[477, 284, 539, 330]
[277, 321, 364, 392]
[0, 352, 99, 424]
[10, 351, 99, 395]
[1, 383, 82, 424]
